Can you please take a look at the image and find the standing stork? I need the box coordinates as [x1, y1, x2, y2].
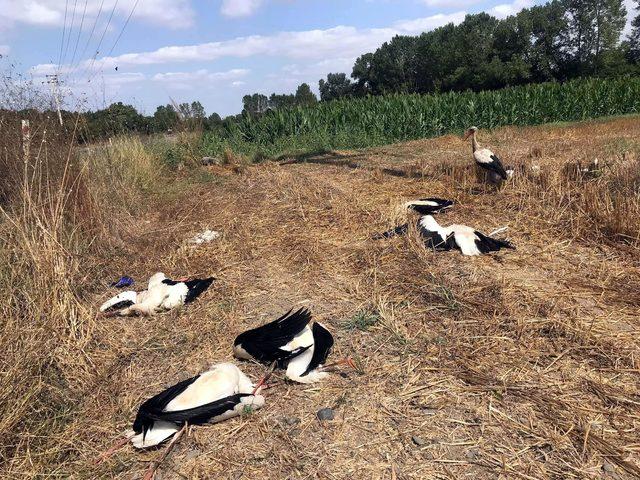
[464, 127, 509, 185]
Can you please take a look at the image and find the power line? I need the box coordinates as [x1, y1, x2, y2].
[75, 0, 106, 78]
[57, 0, 70, 74]
[69, 0, 89, 71]
[86, 0, 119, 81]
[106, 0, 140, 58]
[62, 0, 79, 69]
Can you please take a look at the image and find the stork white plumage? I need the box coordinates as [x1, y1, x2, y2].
[100, 272, 214, 316]
[464, 126, 509, 184]
[233, 308, 354, 384]
[374, 197, 454, 239]
[127, 363, 264, 449]
[95, 363, 265, 472]
[418, 215, 515, 256]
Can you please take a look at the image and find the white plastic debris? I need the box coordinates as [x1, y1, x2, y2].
[189, 229, 221, 244]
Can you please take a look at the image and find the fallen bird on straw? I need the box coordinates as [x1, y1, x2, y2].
[96, 363, 265, 477]
[99, 272, 214, 316]
[233, 307, 356, 383]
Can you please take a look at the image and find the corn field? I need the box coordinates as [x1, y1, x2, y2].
[204, 77, 640, 158]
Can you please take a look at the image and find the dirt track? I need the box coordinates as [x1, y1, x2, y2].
[87, 117, 640, 479]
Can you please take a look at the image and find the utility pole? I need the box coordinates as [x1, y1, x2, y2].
[45, 74, 64, 126]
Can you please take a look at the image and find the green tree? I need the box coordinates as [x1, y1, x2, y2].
[294, 83, 318, 106]
[86, 102, 145, 139]
[351, 53, 374, 95]
[559, 0, 627, 75]
[268, 93, 296, 110]
[242, 93, 269, 116]
[190, 101, 206, 120]
[153, 104, 179, 132]
[628, 0, 640, 63]
[319, 73, 353, 101]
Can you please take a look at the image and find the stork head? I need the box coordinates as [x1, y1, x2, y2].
[463, 126, 478, 140]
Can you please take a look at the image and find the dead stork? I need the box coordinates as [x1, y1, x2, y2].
[419, 215, 514, 256]
[233, 308, 354, 383]
[127, 363, 264, 449]
[464, 126, 508, 185]
[374, 197, 454, 239]
[100, 272, 214, 316]
[95, 363, 265, 471]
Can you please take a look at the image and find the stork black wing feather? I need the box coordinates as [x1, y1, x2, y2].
[234, 308, 313, 364]
[408, 198, 454, 215]
[102, 299, 135, 312]
[142, 394, 250, 426]
[474, 231, 515, 253]
[132, 375, 200, 436]
[487, 154, 508, 180]
[184, 277, 215, 303]
[301, 323, 334, 377]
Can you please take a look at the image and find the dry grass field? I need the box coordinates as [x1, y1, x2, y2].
[3, 116, 640, 479]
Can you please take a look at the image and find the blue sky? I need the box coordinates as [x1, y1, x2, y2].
[0, 0, 633, 116]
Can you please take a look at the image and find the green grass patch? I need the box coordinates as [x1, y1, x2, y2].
[343, 308, 381, 331]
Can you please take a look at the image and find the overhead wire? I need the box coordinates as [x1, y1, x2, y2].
[74, 0, 106, 80]
[69, 0, 89, 73]
[57, 0, 70, 74]
[86, 0, 119, 82]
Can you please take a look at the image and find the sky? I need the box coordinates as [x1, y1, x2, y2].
[0, 0, 636, 117]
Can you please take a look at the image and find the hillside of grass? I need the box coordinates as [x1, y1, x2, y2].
[202, 77, 640, 160]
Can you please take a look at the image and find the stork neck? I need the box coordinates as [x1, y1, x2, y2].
[471, 131, 480, 152]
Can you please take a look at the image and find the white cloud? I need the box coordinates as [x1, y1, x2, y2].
[489, 0, 533, 19]
[0, 0, 194, 30]
[36, 11, 465, 74]
[220, 0, 264, 18]
[421, 0, 480, 8]
[151, 68, 250, 89]
[0, 44, 9, 55]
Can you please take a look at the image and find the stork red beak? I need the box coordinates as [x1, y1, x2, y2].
[463, 131, 472, 140]
[252, 361, 277, 395]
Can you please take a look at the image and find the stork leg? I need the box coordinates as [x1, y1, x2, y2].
[94, 435, 130, 465]
[143, 423, 188, 480]
[318, 357, 358, 372]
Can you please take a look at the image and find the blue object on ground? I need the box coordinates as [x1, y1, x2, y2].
[111, 276, 134, 288]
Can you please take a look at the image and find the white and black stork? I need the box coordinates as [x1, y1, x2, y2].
[464, 126, 509, 185]
[100, 272, 214, 316]
[126, 363, 264, 449]
[418, 215, 514, 256]
[233, 308, 353, 383]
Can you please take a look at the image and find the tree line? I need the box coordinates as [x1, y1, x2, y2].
[76, 82, 318, 141]
[72, 0, 640, 140]
[314, 0, 640, 101]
